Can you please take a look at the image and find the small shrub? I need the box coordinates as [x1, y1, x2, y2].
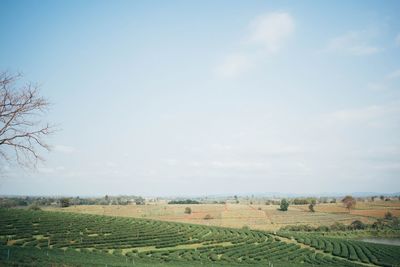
[204, 214, 213, 220]
[384, 211, 393, 220]
[280, 199, 289, 211]
[308, 204, 315, 212]
[350, 220, 365, 230]
[60, 198, 70, 208]
[28, 204, 41, 211]
[184, 207, 192, 214]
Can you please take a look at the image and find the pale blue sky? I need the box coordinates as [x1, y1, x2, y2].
[1, 1, 400, 196]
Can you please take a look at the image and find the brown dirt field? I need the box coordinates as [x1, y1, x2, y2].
[297, 203, 349, 213]
[45, 202, 383, 231]
[356, 201, 400, 209]
[350, 209, 400, 218]
[292, 201, 400, 218]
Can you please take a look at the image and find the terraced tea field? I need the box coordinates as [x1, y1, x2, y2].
[1, 208, 399, 266]
[278, 231, 400, 266]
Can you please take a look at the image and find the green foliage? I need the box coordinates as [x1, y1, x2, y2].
[279, 231, 400, 267]
[350, 220, 365, 230]
[280, 199, 289, 211]
[168, 199, 200, 204]
[292, 198, 317, 205]
[28, 204, 41, 211]
[134, 196, 145, 205]
[308, 204, 315, 212]
[280, 218, 400, 232]
[184, 207, 192, 214]
[60, 198, 70, 208]
[384, 211, 393, 220]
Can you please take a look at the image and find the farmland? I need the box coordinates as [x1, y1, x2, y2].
[1, 208, 400, 266]
[44, 200, 399, 231]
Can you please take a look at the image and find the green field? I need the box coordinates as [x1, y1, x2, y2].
[0, 208, 399, 266]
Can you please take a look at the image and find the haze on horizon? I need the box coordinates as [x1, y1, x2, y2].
[1, 0, 399, 196]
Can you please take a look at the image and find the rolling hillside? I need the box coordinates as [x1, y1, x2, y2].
[0, 209, 399, 266]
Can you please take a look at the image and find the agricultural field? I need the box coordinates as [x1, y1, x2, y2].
[44, 201, 396, 231]
[278, 231, 400, 267]
[295, 201, 400, 218]
[1, 208, 400, 266]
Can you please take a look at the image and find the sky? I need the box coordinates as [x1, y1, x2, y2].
[0, 0, 400, 196]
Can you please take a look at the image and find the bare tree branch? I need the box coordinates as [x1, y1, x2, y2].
[0, 71, 53, 168]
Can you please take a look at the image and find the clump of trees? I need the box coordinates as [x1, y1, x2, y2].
[60, 198, 70, 208]
[292, 198, 317, 205]
[0, 195, 147, 208]
[280, 199, 289, 211]
[184, 207, 192, 214]
[281, 214, 400, 232]
[372, 213, 400, 230]
[134, 196, 145, 205]
[212, 200, 226, 204]
[350, 220, 366, 230]
[168, 199, 200, 204]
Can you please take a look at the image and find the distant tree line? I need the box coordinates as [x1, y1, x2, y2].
[0, 195, 146, 208]
[292, 198, 317, 205]
[281, 212, 399, 232]
[168, 199, 200, 204]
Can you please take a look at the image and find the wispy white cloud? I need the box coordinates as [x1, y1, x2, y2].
[215, 12, 295, 78]
[247, 12, 295, 53]
[324, 31, 381, 56]
[214, 54, 253, 78]
[385, 69, 400, 80]
[367, 68, 400, 91]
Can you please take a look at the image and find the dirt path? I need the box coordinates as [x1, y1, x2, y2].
[247, 204, 273, 225]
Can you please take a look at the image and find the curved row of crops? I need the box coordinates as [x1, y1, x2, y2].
[0, 209, 387, 266]
[136, 239, 361, 266]
[278, 231, 400, 267]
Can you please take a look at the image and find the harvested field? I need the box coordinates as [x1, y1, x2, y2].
[45, 202, 378, 231]
[295, 202, 400, 218]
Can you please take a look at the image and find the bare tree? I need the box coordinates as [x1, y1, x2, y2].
[0, 72, 53, 168]
[341, 195, 356, 213]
